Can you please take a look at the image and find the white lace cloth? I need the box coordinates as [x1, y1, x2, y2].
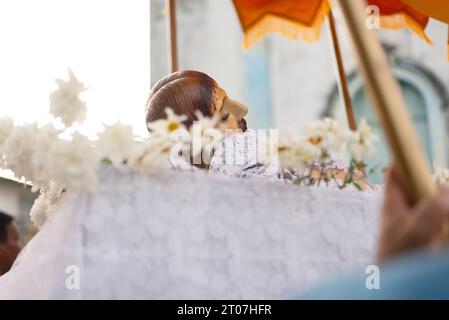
[0, 166, 382, 299]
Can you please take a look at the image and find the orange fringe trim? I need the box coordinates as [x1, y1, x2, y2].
[379, 13, 432, 44]
[242, 0, 330, 50]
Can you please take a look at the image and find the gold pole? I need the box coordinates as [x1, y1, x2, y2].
[336, 0, 435, 203]
[167, 0, 179, 72]
[328, 11, 357, 131]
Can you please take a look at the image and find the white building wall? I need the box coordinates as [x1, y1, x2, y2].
[150, 0, 245, 102]
[268, 33, 336, 131]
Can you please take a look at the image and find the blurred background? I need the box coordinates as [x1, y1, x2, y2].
[0, 0, 151, 240]
[0, 0, 448, 240]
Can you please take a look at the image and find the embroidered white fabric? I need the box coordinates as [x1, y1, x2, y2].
[210, 131, 364, 191]
[0, 164, 382, 299]
[210, 130, 281, 179]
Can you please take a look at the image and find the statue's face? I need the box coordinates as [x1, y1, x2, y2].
[212, 86, 248, 132]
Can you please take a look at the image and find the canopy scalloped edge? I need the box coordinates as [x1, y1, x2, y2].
[379, 12, 431, 44]
[241, 0, 330, 50]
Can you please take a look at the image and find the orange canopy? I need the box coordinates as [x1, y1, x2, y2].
[233, 0, 448, 58]
[232, 0, 432, 48]
[232, 0, 330, 49]
[402, 0, 449, 24]
[402, 0, 449, 60]
[369, 0, 449, 58]
[367, 0, 431, 43]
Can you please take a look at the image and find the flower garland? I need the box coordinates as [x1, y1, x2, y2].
[1, 70, 447, 229]
[277, 118, 377, 190]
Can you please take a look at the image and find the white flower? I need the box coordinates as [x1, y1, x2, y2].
[347, 119, 376, 162]
[305, 118, 346, 159]
[296, 141, 322, 163]
[278, 135, 320, 173]
[30, 181, 63, 229]
[31, 124, 61, 188]
[146, 107, 187, 137]
[433, 166, 449, 186]
[3, 123, 40, 181]
[45, 133, 99, 190]
[321, 118, 346, 150]
[277, 120, 349, 174]
[49, 69, 87, 127]
[29, 180, 64, 229]
[29, 193, 52, 229]
[45, 180, 64, 203]
[129, 137, 174, 173]
[97, 122, 136, 165]
[0, 117, 14, 167]
[278, 146, 300, 171]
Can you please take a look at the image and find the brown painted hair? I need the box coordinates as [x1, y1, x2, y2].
[146, 70, 219, 130]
